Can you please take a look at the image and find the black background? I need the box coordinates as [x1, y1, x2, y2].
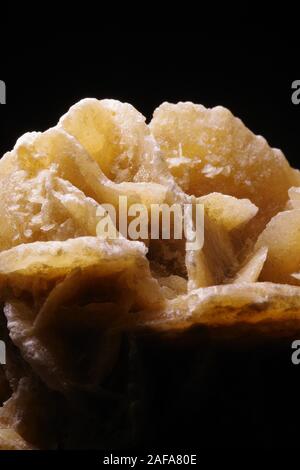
[1, 30, 300, 455]
[1, 37, 299, 169]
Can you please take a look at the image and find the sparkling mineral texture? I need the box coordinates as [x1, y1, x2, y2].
[1, 99, 300, 449]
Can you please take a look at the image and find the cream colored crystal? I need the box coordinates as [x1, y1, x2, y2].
[198, 192, 258, 231]
[186, 193, 259, 289]
[58, 99, 182, 202]
[1, 237, 163, 392]
[0, 429, 34, 450]
[140, 282, 300, 331]
[150, 102, 300, 237]
[232, 246, 268, 283]
[1, 97, 300, 450]
[288, 186, 300, 209]
[255, 210, 300, 284]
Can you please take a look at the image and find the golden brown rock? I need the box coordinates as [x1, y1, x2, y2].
[150, 102, 300, 237]
[0, 98, 300, 449]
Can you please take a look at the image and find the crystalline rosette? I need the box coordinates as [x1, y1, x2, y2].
[0, 98, 300, 449]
